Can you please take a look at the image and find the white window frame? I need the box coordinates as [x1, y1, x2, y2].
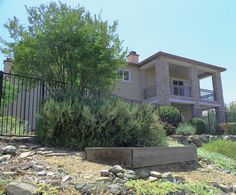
[119, 69, 131, 83]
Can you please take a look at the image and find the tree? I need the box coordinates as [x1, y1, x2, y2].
[0, 2, 126, 94]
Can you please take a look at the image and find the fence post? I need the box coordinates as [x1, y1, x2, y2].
[0, 71, 3, 108]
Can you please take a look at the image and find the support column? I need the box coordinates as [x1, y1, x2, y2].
[212, 72, 226, 124]
[155, 59, 170, 105]
[188, 66, 200, 100]
[188, 66, 201, 118]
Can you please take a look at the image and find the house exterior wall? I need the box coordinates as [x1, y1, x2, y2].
[113, 64, 141, 101]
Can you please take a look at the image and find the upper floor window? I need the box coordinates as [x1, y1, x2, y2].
[118, 69, 131, 82]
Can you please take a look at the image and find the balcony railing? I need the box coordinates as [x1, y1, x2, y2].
[200, 89, 215, 101]
[170, 84, 191, 97]
[143, 85, 157, 99]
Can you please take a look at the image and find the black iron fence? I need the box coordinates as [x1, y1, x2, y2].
[0, 71, 68, 136]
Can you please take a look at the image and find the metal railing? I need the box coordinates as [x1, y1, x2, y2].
[200, 89, 215, 101]
[170, 84, 191, 97]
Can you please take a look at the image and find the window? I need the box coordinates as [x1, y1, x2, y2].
[118, 69, 131, 82]
[172, 80, 184, 96]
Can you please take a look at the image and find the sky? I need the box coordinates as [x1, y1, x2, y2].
[0, 0, 235, 103]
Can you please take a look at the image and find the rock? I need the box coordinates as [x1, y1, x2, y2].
[75, 183, 86, 191]
[32, 164, 44, 172]
[61, 175, 72, 182]
[57, 168, 68, 176]
[96, 177, 113, 183]
[231, 185, 236, 193]
[207, 165, 214, 169]
[20, 163, 32, 170]
[6, 182, 36, 195]
[150, 171, 162, 178]
[109, 165, 125, 174]
[0, 154, 11, 162]
[116, 172, 124, 179]
[113, 177, 126, 184]
[222, 169, 231, 174]
[135, 169, 150, 178]
[81, 183, 96, 194]
[108, 184, 127, 194]
[124, 170, 138, 180]
[0, 172, 7, 180]
[3, 172, 17, 177]
[19, 151, 35, 159]
[36, 170, 47, 176]
[100, 170, 110, 177]
[213, 183, 231, 193]
[50, 180, 61, 187]
[148, 176, 158, 182]
[2, 145, 17, 155]
[161, 172, 172, 178]
[47, 172, 55, 176]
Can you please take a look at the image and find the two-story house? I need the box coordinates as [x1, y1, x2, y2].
[113, 51, 226, 125]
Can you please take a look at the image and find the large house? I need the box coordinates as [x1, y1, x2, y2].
[113, 51, 226, 125]
[2, 51, 226, 132]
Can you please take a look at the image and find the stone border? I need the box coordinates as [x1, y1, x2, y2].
[86, 146, 197, 168]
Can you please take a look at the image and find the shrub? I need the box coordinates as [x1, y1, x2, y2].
[158, 106, 182, 127]
[176, 123, 196, 135]
[201, 140, 236, 160]
[191, 118, 207, 134]
[225, 122, 236, 135]
[36, 97, 167, 149]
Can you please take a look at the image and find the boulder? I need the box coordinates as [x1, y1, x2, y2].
[6, 182, 36, 195]
[100, 170, 110, 177]
[108, 184, 127, 194]
[124, 170, 138, 180]
[161, 172, 172, 178]
[109, 165, 125, 174]
[0, 154, 11, 162]
[148, 176, 158, 182]
[113, 177, 126, 184]
[150, 171, 162, 178]
[2, 145, 17, 155]
[135, 169, 150, 178]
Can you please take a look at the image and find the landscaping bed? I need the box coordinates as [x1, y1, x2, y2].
[0, 138, 236, 194]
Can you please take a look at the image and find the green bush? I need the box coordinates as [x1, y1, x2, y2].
[201, 140, 236, 160]
[226, 122, 236, 135]
[191, 118, 207, 134]
[176, 123, 196, 135]
[158, 106, 182, 127]
[36, 97, 167, 149]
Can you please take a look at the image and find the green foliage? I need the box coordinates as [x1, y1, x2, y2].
[35, 183, 58, 195]
[1, 2, 126, 93]
[0, 116, 27, 135]
[176, 123, 196, 135]
[158, 106, 182, 127]
[0, 79, 18, 108]
[198, 148, 236, 174]
[201, 140, 236, 160]
[225, 122, 236, 135]
[36, 97, 166, 149]
[191, 118, 207, 134]
[125, 180, 220, 195]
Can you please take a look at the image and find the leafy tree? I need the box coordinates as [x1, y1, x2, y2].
[0, 2, 126, 94]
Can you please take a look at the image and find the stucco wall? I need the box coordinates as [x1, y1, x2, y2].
[113, 64, 141, 101]
[145, 66, 156, 88]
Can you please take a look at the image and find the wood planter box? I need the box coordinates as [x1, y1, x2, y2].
[85, 146, 197, 168]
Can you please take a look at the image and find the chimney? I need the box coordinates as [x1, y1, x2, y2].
[3, 58, 13, 73]
[126, 51, 139, 64]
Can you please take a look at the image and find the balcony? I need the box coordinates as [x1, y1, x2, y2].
[170, 84, 191, 97]
[200, 89, 215, 101]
